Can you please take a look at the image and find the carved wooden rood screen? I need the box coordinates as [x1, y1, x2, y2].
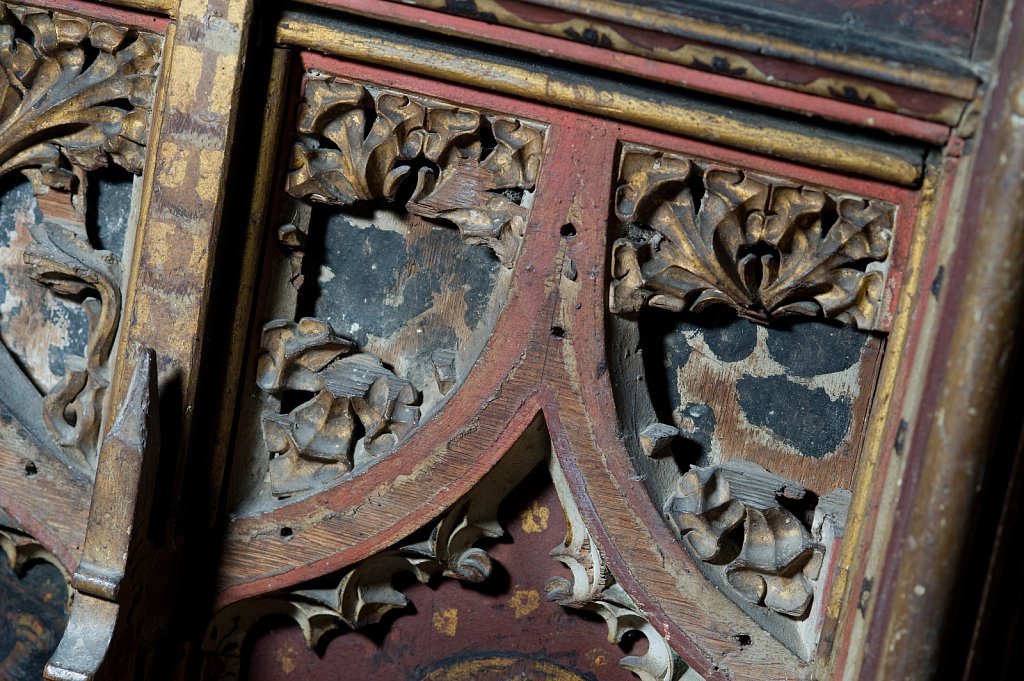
[1, 0, 1023, 679]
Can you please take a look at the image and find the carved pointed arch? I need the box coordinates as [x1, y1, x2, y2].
[213, 104, 849, 679]
[203, 417, 550, 679]
[205, 416, 713, 681]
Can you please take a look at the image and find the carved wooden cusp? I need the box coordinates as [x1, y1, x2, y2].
[287, 76, 544, 266]
[203, 458, 517, 680]
[280, 491, 498, 640]
[610, 145, 895, 330]
[546, 460, 699, 681]
[256, 318, 420, 495]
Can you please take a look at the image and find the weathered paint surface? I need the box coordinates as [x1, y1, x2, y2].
[641, 310, 879, 489]
[306, 207, 501, 411]
[243, 468, 634, 681]
[216, 57, 926, 680]
[0, 179, 80, 393]
[0, 172, 133, 394]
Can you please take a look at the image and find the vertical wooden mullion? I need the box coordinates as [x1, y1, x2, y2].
[203, 46, 293, 526]
[864, 0, 1024, 678]
[111, 0, 255, 434]
[95, 0, 256, 670]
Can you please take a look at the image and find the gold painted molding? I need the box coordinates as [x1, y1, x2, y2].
[276, 11, 926, 187]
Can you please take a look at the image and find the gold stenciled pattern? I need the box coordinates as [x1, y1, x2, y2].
[610, 145, 895, 330]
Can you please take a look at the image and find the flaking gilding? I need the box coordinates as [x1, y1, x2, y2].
[610, 145, 896, 331]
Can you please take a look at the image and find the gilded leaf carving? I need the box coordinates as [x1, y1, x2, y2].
[665, 463, 828, 619]
[256, 318, 420, 495]
[0, 4, 159, 187]
[727, 507, 822, 618]
[287, 76, 544, 266]
[610, 145, 895, 330]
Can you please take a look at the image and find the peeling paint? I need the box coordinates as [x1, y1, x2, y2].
[306, 207, 500, 409]
[641, 310, 874, 474]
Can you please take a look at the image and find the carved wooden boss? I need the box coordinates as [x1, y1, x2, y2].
[0, 0, 1022, 680]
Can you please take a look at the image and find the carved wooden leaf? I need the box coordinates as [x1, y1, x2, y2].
[665, 463, 827, 619]
[666, 466, 745, 562]
[610, 146, 894, 329]
[287, 76, 545, 267]
[725, 507, 821, 618]
[0, 4, 159, 184]
[257, 319, 420, 495]
[546, 464, 698, 681]
[0, 5, 159, 468]
[246, 489, 504, 649]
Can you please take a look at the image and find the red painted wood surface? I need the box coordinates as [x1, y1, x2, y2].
[210, 48, 930, 680]
[218, 51, 921, 602]
[244, 469, 636, 681]
[17, 0, 170, 33]
[306, 0, 958, 139]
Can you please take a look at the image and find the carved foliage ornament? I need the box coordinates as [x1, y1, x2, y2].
[0, 4, 159, 467]
[0, 4, 157, 184]
[610, 146, 895, 330]
[281, 492, 497, 638]
[203, 481, 506, 679]
[665, 463, 827, 619]
[287, 76, 545, 267]
[257, 318, 420, 494]
[547, 461, 702, 681]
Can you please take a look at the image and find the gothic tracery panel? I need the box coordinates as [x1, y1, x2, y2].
[0, 0, 1006, 678]
[0, 2, 160, 470]
[606, 142, 913, 661]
